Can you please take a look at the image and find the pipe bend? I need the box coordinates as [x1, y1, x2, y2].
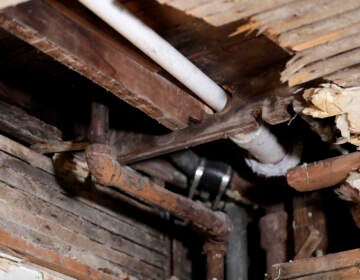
[86, 144, 120, 186]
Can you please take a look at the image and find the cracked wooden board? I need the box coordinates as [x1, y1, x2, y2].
[157, 0, 360, 87]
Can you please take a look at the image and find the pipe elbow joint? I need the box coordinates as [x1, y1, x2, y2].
[86, 144, 120, 186]
[209, 211, 233, 243]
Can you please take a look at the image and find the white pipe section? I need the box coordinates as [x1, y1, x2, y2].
[230, 126, 286, 164]
[79, 0, 301, 176]
[77, 0, 228, 112]
[231, 126, 302, 177]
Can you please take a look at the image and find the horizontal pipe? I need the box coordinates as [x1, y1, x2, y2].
[78, 0, 228, 112]
[86, 143, 232, 241]
[287, 152, 360, 191]
[79, 1, 299, 176]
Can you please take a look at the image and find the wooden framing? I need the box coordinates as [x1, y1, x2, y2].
[0, 0, 208, 130]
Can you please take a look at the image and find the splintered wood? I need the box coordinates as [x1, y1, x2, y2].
[157, 0, 360, 87]
[302, 84, 360, 147]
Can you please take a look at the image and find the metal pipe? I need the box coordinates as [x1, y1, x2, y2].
[287, 152, 360, 191]
[225, 203, 248, 280]
[204, 241, 227, 280]
[86, 143, 231, 241]
[88, 101, 109, 144]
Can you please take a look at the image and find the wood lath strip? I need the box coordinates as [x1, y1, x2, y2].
[156, 0, 360, 87]
[286, 48, 360, 86]
[269, 0, 360, 34]
[278, 8, 360, 50]
[282, 33, 360, 80]
[325, 65, 360, 87]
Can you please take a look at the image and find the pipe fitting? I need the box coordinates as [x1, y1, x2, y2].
[86, 144, 120, 186]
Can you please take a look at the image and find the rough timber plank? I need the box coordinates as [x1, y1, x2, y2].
[0, 134, 165, 240]
[0, 100, 62, 144]
[0, 0, 208, 130]
[0, 181, 165, 270]
[0, 150, 168, 255]
[271, 248, 360, 279]
[0, 193, 163, 279]
[0, 227, 123, 280]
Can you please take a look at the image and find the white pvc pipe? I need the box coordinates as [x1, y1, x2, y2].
[77, 0, 228, 112]
[79, 0, 301, 176]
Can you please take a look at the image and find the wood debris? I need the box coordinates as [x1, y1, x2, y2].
[302, 84, 360, 147]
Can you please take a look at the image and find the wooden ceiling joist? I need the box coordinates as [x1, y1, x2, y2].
[0, 0, 208, 131]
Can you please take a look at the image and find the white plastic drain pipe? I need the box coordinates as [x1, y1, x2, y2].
[78, 0, 227, 112]
[79, 0, 300, 176]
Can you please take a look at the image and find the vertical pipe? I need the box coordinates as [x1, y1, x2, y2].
[225, 203, 248, 280]
[204, 241, 227, 280]
[89, 101, 109, 144]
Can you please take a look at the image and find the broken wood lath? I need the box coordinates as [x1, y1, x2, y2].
[158, 0, 360, 87]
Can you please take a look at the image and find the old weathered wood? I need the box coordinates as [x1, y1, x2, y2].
[0, 133, 165, 237]
[260, 205, 288, 274]
[0, 147, 168, 255]
[293, 193, 327, 260]
[112, 96, 259, 164]
[295, 266, 360, 280]
[287, 152, 360, 192]
[0, 80, 32, 108]
[0, 100, 62, 144]
[325, 65, 360, 87]
[0, 137, 173, 279]
[0, 0, 209, 130]
[31, 141, 88, 154]
[271, 248, 360, 279]
[0, 189, 163, 279]
[286, 48, 360, 86]
[282, 34, 360, 81]
[0, 227, 123, 280]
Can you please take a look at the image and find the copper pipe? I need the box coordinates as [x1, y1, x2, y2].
[287, 152, 360, 192]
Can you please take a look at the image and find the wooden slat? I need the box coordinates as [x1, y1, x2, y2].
[286, 47, 360, 86]
[0, 150, 167, 254]
[279, 9, 360, 51]
[0, 0, 208, 130]
[0, 134, 165, 240]
[0, 100, 62, 144]
[0, 227, 122, 280]
[0, 193, 162, 279]
[282, 33, 360, 80]
[269, 0, 360, 34]
[325, 65, 360, 87]
[271, 248, 360, 279]
[295, 266, 360, 280]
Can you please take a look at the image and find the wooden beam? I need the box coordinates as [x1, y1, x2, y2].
[286, 152, 360, 192]
[0, 100, 62, 144]
[113, 95, 293, 164]
[0, 0, 208, 130]
[113, 96, 259, 164]
[271, 248, 360, 279]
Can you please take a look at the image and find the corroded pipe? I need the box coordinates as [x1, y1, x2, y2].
[87, 101, 231, 279]
[287, 152, 360, 191]
[86, 144, 231, 242]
